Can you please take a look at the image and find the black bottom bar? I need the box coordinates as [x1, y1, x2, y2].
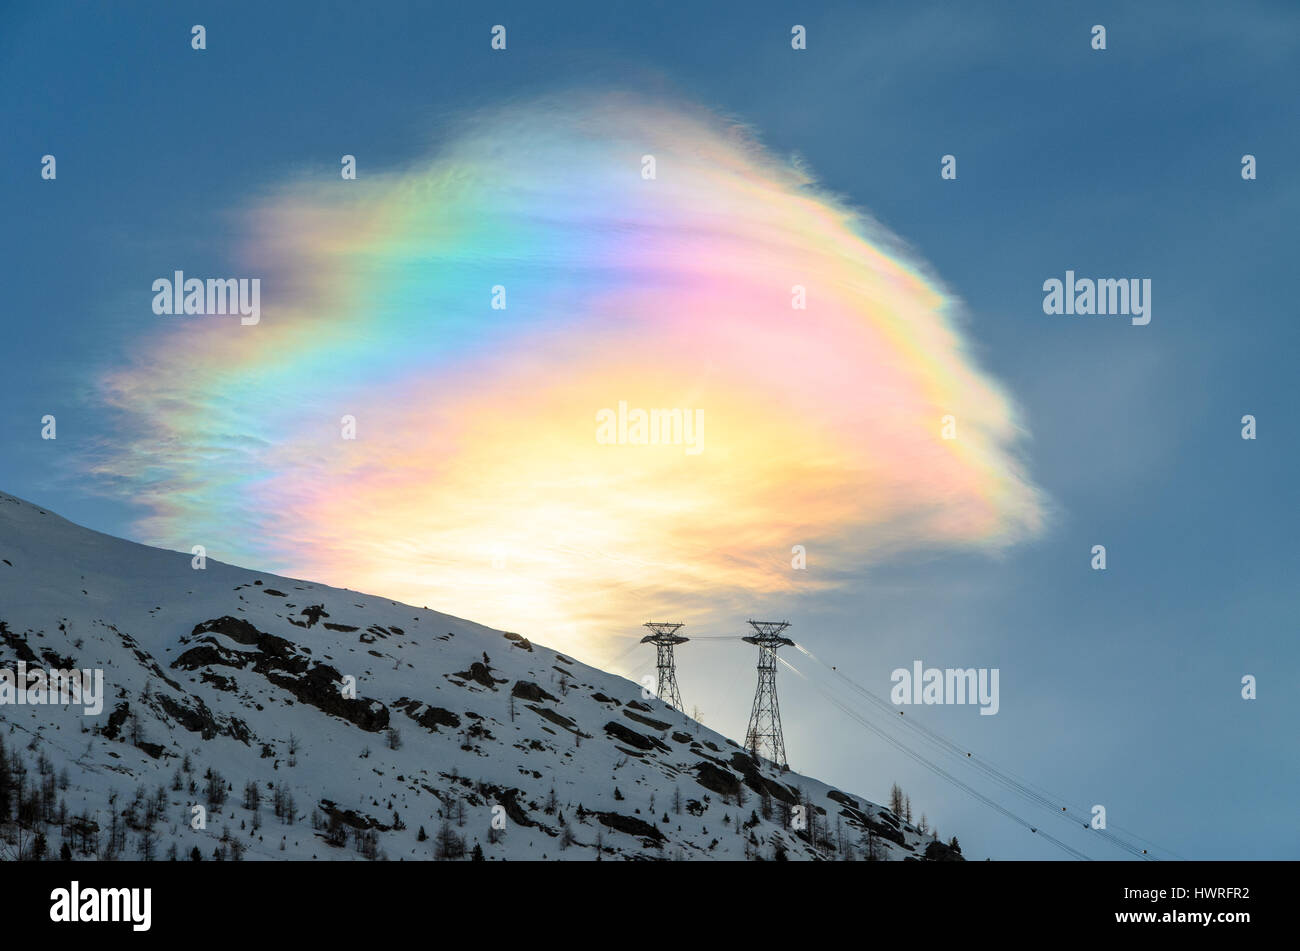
[6, 859, 1282, 938]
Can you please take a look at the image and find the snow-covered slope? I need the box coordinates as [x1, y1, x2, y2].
[0, 491, 961, 861]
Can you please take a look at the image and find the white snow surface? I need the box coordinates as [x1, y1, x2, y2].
[0, 491, 951, 861]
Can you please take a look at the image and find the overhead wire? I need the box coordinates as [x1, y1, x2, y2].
[785, 642, 1165, 860]
[615, 624, 1168, 860]
[775, 654, 1096, 860]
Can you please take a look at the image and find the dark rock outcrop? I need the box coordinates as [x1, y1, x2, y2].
[511, 680, 558, 704]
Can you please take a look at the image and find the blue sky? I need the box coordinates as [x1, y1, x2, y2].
[1, 1, 1297, 859]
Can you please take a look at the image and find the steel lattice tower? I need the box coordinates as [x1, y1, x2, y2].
[640, 622, 689, 711]
[742, 620, 795, 768]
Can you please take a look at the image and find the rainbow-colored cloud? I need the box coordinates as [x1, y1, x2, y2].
[95, 93, 1046, 656]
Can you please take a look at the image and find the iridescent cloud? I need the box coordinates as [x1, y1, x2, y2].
[94, 92, 1046, 658]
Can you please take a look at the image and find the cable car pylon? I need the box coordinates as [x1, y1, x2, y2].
[742, 619, 795, 769]
[640, 621, 689, 712]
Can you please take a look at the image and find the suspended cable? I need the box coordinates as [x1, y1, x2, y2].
[790, 643, 1153, 858]
[787, 642, 1163, 860]
[777, 655, 1094, 861]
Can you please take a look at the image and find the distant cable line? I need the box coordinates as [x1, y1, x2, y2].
[785, 643, 1165, 860]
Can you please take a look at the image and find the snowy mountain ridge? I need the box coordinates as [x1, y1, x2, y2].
[0, 490, 962, 861]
